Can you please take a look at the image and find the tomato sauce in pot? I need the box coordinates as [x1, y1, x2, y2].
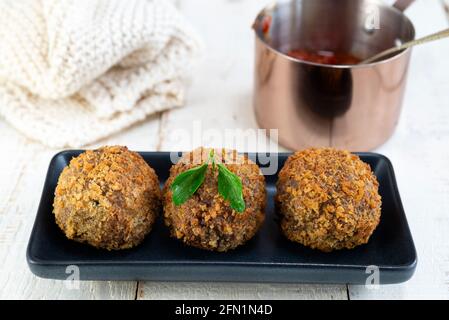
[287, 49, 361, 65]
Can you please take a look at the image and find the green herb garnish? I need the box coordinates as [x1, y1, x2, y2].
[170, 149, 245, 213]
[170, 163, 208, 206]
[217, 163, 245, 213]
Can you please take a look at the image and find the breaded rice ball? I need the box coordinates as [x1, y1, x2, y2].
[53, 146, 161, 250]
[276, 148, 381, 252]
[163, 148, 266, 252]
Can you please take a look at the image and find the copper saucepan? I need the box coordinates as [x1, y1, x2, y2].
[253, 0, 416, 151]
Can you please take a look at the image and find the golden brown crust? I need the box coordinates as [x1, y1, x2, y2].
[276, 148, 381, 252]
[163, 147, 266, 252]
[53, 146, 161, 250]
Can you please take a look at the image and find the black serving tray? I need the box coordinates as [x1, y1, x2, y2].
[27, 151, 416, 284]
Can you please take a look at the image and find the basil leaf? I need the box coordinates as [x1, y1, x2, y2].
[217, 163, 245, 213]
[170, 163, 208, 205]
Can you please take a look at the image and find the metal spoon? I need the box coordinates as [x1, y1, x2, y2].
[360, 27, 449, 64]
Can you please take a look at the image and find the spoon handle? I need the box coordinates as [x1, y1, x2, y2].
[361, 28, 449, 64]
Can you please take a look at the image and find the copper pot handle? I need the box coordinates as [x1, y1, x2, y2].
[392, 0, 415, 12]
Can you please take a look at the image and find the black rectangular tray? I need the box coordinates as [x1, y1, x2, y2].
[27, 151, 417, 284]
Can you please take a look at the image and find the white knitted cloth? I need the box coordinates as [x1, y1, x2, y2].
[0, 0, 201, 148]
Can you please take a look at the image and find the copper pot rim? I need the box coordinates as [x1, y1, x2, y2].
[253, 0, 416, 69]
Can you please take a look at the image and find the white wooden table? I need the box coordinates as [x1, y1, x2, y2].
[1, 0, 449, 300]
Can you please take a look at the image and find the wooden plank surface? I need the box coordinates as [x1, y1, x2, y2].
[137, 282, 347, 300]
[0, 0, 448, 300]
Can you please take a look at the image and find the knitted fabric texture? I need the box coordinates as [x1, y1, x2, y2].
[0, 0, 201, 148]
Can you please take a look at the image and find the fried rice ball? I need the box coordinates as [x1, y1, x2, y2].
[53, 146, 161, 250]
[276, 148, 381, 252]
[163, 148, 266, 252]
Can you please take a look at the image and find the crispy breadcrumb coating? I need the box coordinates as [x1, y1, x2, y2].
[163, 147, 266, 252]
[276, 148, 381, 252]
[53, 146, 161, 250]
